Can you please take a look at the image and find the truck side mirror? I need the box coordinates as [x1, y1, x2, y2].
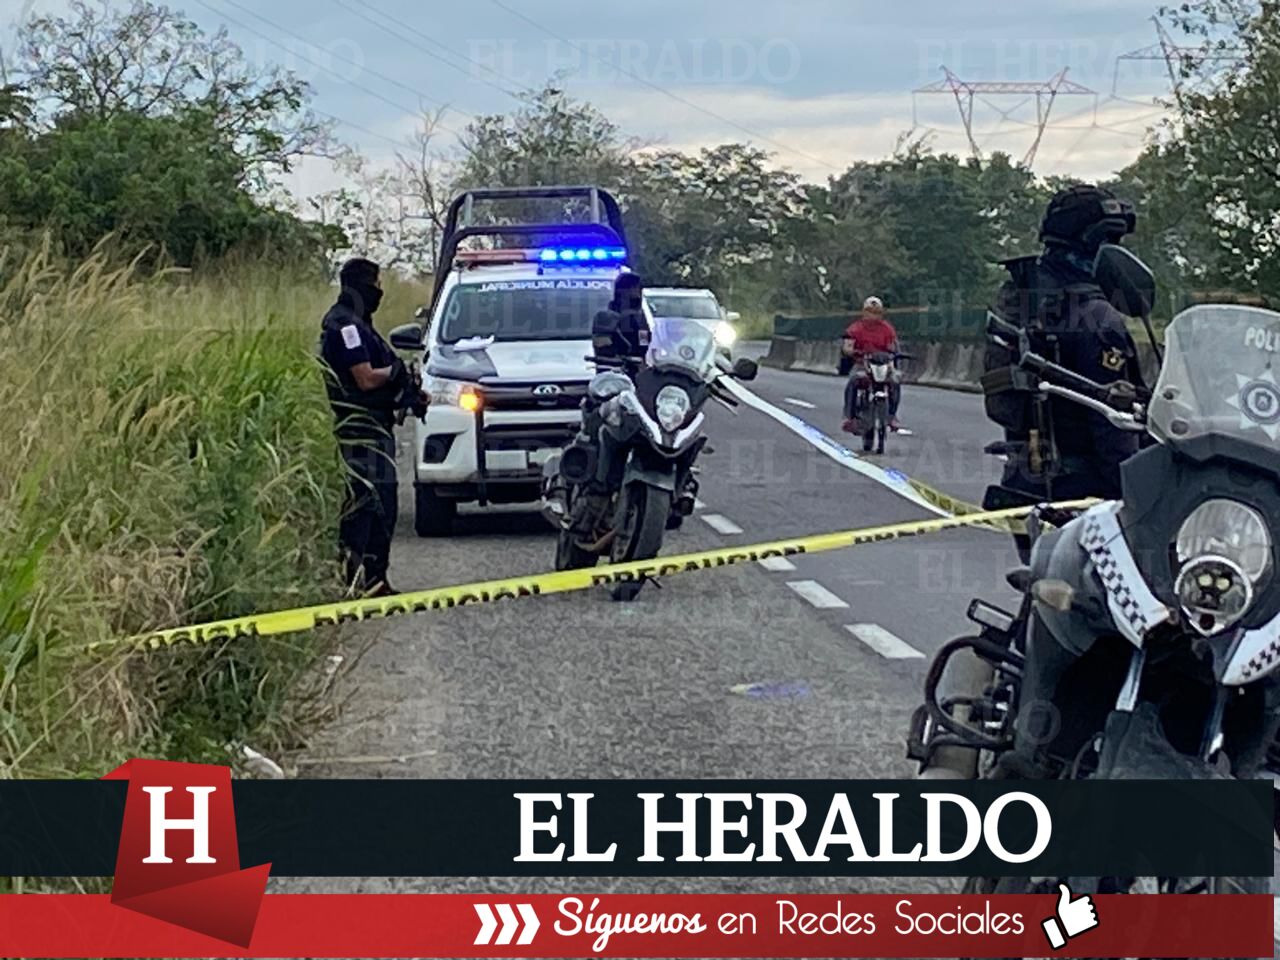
[389, 323, 425, 351]
[726, 311, 741, 323]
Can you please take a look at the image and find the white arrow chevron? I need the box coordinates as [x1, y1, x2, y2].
[516, 903, 540, 945]
[494, 903, 519, 945]
[474, 903, 497, 945]
[474, 903, 540, 946]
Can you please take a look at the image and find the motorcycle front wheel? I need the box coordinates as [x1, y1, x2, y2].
[609, 481, 671, 601]
[872, 396, 887, 454]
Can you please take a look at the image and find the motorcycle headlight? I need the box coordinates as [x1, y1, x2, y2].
[1174, 499, 1272, 635]
[714, 321, 738, 348]
[655, 385, 692, 431]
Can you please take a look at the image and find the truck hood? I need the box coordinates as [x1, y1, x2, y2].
[427, 339, 594, 383]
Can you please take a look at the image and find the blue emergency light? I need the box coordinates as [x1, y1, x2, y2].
[538, 246, 627, 264]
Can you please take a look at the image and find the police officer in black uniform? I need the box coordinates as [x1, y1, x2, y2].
[320, 257, 411, 596]
[984, 184, 1149, 560]
[565, 273, 653, 539]
[591, 272, 651, 361]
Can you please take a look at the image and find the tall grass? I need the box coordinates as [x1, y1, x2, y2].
[0, 238, 357, 778]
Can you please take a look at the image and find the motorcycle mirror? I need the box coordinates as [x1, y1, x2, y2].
[731, 357, 758, 381]
[1094, 244, 1156, 319]
[389, 322, 425, 351]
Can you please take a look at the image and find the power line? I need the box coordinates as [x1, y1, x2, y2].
[332, 0, 524, 101]
[488, 0, 841, 173]
[196, 0, 467, 137]
[187, 0, 433, 151]
[312, 108, 415, 150]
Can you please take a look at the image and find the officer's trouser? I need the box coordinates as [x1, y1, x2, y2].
[338, 424, 398, 587]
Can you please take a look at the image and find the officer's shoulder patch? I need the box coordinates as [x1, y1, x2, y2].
[1101, 346, 1126, 372]
[340, 324, 361, 349]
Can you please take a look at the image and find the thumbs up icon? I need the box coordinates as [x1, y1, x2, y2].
[1042, 883, 1100, 949]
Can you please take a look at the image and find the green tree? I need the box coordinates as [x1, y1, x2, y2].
[624, 144, 806, 291]
[1155, 0, 1280, 298]
[457, 82, 635, 192]
[16, 0, 332, 186]
[0, 108, 323, 265]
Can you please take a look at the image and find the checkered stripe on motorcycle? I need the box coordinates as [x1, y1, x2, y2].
[1081, 511, 1150, 640]
[1241, 638, 1280, 681]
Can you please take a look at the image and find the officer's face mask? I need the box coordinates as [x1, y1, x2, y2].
[344, 282, 384, 319]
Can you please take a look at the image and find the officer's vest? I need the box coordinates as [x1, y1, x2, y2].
[981, 255, 1104, 436]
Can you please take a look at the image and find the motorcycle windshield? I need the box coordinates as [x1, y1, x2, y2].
[645, 317, 718, 380]
[1149, 305, 1280, 450]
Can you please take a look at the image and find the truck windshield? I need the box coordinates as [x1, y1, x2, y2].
[437, 278, 614, 343]
[646, 294, 721, 321]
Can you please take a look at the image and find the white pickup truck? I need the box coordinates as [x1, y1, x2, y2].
[388, 186, 629, 537]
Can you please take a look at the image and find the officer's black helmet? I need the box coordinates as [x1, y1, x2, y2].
[1039, 183, 1136, 255]
[611, 272, 643, 311]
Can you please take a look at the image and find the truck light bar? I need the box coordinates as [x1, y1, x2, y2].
[539, 246, 627, 263]
[454, 247, 628, 267]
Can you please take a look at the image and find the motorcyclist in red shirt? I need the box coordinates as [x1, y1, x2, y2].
[840, 296, 902, 433]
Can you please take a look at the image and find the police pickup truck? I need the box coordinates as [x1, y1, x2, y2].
[389, 186, 629, 536]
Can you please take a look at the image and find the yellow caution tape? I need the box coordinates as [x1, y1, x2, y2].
[90, 499, 1096, 654]
[905, 479, 1028, 536]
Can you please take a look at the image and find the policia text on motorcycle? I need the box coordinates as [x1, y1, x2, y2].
[319, 257, 423, 596]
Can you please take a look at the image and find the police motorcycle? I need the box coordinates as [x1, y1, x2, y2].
[542, 317, 757, 601]
[906, 294, 1280, 900]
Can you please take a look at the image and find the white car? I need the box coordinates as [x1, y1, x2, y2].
[643, 287, 740, 357]
[389, 186, 628, 536]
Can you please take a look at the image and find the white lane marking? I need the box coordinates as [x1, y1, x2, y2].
[782, 396, 816, 409]
[757, 556, 797, 572]
[701, 513, 744, 535]
[719, 378, 949, 518]
[845, 623, 926, 659]
[787, 580, 849, 609]
[694, 498, 707, 510]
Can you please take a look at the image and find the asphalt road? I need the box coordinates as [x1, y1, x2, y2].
[288, 358, 1024, 898]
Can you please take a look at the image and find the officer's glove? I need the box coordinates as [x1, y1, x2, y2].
[1103, 379, 1137, 410]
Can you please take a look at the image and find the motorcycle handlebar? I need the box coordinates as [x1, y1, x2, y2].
[1020, 352, 1111, 401]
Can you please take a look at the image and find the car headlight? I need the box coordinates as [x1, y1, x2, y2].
[714, 321, 737, 348]
[655, 385, 692, 431]
[424, 375, 481, 411]
[1174, 499, 1272, 635]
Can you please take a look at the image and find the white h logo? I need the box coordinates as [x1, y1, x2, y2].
[141, 786, 218, 864]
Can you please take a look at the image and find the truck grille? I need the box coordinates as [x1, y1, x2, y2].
[478, 381, 588, 412]
[481, 423, 579, 452]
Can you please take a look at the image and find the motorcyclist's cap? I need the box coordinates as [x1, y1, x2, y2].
[862, 296, 884, 315]
[1040, 184, 1136, 254]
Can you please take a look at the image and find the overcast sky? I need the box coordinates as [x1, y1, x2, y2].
[2, 0, 1181, 196]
